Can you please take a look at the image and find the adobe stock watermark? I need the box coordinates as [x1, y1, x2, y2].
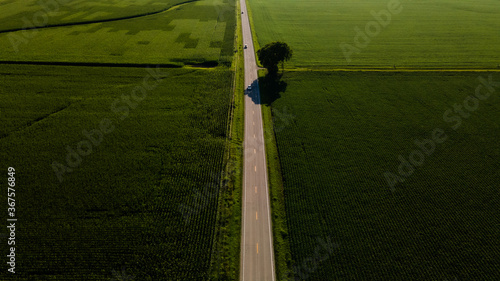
[178, 160, 235, 224]
[384, 75, 500, 191]
[110, 266, 135, 281]
[244, 106, 295, 164]
[178, 106, 295, 224]
[8, 0, 73, 52]
[210, 0, 236, 22]
[281, 236, 339, 281]
[273, 106, 296, 133]
[339, 0, 406, 63]
[51, 66, 168, 183]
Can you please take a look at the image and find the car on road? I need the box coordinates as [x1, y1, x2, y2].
[248, 85, 252, 90]
[244, 44, 248, 49]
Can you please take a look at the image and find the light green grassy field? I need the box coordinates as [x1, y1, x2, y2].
[0, 64, 233, 280]
[0, 0, 235, 65]
[248, 0, 500, 68]
[0, 0, 185, 31]
[263, 71, 500, 280]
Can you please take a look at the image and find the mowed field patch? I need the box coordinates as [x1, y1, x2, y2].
[0, 0, 235, 65]
[265, 71, 500, 279]
[248, 0, 500, 68]
[0, 64, 233, 280]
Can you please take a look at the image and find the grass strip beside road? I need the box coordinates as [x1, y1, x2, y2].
[258, 69, 293, 280]
[209, 0, 244, 279]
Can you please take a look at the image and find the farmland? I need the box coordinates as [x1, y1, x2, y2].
[263, 70, 500, 279]
[0, 0, 186, 31]
[248, 0, 500, 68]
[248, 0, 500, 279]
[0, 0, 235, 66]
[0, 0, 239, 279]
[0, 64, 234, 280]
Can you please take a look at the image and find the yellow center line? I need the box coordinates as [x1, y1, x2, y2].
[256, 211, 258, 220]
[254, 165, 257, 172]
[256, 243, 259, 254]
[255, 186, 257, 193]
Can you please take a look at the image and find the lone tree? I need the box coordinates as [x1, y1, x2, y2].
[257, 41, 293, 76]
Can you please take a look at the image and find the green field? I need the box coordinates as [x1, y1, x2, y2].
[264, 71, 500, 280]
[0, 0, 235, 66]
[0, 0, 187, 31]
[248, 0, 500, 68]
[0, 63, 233, 280]
[0, 0, 241, 279]
[5, 0, 500, 279]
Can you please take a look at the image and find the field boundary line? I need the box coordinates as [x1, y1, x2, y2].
[0, 61, 226, 68]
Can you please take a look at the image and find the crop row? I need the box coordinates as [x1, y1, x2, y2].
[0, 65, 234, 279]
[270, 71, 500, 280]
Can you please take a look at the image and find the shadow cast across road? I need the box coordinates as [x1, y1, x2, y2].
[245, 74, 287, 106]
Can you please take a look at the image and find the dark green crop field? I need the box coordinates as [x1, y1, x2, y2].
[265, 71, 500, 280]
[0, 0, 239, 279]
[0, 64, 233, 280]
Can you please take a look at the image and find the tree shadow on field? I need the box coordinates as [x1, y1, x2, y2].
[257, 73, 287, 106]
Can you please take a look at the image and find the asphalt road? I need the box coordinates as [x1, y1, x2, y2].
[239, 0, 276, 280]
